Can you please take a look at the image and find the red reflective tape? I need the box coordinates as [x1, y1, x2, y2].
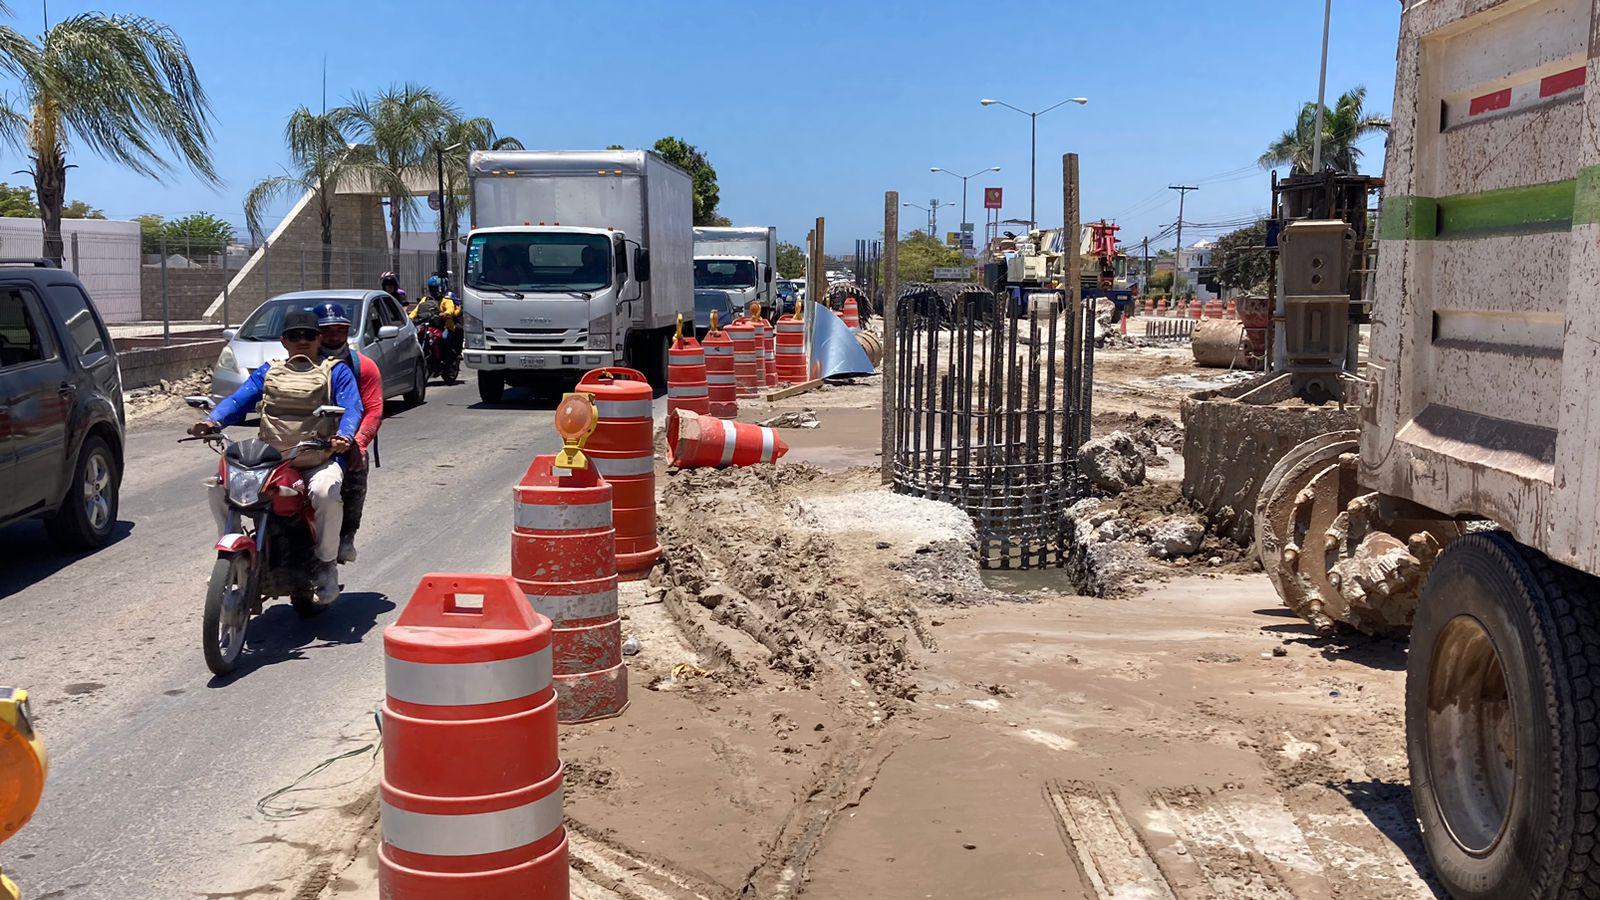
[1469, 88, 1512, 116]
[1540, 66, 1586, 98]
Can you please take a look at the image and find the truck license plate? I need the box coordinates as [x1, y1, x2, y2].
[518, 356, 547, 369]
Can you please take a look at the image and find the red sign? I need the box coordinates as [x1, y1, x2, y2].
[983, 187, 1003, 210]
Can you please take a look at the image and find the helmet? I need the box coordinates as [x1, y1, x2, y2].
[426, 275, 442, 289]
[313, 302, 351, 327]
[379, 271, 398, 287]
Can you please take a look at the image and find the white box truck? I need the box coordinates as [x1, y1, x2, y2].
[692, 226, 777, 326]
[461, 149, 695, 401]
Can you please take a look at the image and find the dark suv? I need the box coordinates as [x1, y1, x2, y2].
[0, 259, 124, 549]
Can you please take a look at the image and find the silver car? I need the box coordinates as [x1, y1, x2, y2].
[210, 290, 428, 406]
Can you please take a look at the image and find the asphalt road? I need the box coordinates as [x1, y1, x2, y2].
[0, 378, 599, 898]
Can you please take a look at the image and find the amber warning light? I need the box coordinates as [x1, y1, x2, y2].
[554, 392, 599, 470]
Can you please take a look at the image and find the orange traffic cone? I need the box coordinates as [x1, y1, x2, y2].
[667, 409, 787, 468]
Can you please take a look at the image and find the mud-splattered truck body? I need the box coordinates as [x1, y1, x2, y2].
[1351, 2, 1600, 896]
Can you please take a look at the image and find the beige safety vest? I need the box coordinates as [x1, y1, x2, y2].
[259, 356, 338, 468]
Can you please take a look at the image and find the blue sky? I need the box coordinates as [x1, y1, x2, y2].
[35, 1, 1400, 255]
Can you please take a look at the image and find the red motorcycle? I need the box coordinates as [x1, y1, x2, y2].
[416, 318, 460, 384]
[184, 396, 345, 675]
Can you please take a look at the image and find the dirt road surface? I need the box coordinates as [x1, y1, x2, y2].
[3, 341, 1442, 899]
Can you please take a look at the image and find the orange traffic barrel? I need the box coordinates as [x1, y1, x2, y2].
[1189, 300, 1203, 319]
[668, 409, 788, 468]
[841, 296, 861, 330]
[512, 455, 627, 724]
[758, 318, 777, 387]
[727, 317, 761, 398]
[379, 573, 566, 899]
[575, 367, 660, 581]
[775, 313, 806, 385]
[667, 334, 709, 419]
[703, 318, 738, 419]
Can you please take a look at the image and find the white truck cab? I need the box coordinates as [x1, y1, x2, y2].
[461, 150, 694, 401]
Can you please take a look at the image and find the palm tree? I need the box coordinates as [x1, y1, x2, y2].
[244, 107, 360, 289]
[339, 84, 456, 273]
[1259, 86, 1391, 175]
[436, 116, 522, 280]
[0, 12, 217, 262]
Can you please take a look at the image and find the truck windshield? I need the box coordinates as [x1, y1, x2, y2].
[695, 259, 757, 289]
[467, 233, 613, 292]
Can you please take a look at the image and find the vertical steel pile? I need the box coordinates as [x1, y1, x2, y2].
[890, 284, 1093, 568]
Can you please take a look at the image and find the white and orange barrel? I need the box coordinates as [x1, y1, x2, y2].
[841, 296, 861, 330]
[667, 409, 788, 469]
[1189, 300, 1203, 319]
[666, 331, 709, 420]
[703, 314, 738, 419]
[775, 312, 807, 385]
[379, 573, 566, 899]
[512, 455, 627, 724]
[727, 317, 761, 398]
[759, 317, 777, 387]
[575, 367, 659, 581]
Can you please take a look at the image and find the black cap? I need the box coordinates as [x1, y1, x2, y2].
[281, 310, 320, 335]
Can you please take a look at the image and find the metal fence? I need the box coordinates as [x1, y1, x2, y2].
[890, 284, 1095, 569]
[1143, 317, 1195, 344]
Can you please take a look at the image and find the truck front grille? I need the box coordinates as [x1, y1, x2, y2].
[487, 327, 587, 352]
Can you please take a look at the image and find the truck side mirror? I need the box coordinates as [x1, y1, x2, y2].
[635, 248, 651, 283]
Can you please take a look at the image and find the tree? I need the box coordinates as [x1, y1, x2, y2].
[61, 199, 103, 219]
[340, 84, 456, 273]
[164, 212, 232, 257]
[776, 241, 806, 278]
[135, 213, 164, 254]
[245, 107, 361, 288]
[0, 182, 35, 217]
[1210, 220, 1271, 294]
[0, 13, 217, 263]
[896, 230, 962, 283]
[651, 136, 721, 226]
[1259, 86, 1390, 175]
[438, 116, 522, 279]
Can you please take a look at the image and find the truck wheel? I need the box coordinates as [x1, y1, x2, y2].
[477, 371, 505, 404]
[1406, 531, 1600, 899]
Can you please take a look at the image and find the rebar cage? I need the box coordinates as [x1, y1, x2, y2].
[890, 284, 1095, 569]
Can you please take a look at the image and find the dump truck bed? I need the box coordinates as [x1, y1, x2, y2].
[1365, 0, 1600, 571]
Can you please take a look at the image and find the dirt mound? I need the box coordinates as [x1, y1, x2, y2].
[655, 464, 947, 713]
[1064, 481, 1258, 596]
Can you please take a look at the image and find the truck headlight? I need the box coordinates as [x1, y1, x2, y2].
[217, 345, 238, 372]
[589, 314, 613, 350]
[465, 310, 485, 349]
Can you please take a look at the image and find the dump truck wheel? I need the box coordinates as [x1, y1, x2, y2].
[1406, 531, 1600, 898]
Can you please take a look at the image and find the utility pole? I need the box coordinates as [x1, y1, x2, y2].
[1142, 237, 1151, 294]
[1168, 185, 1197, 297]
[882, 192, 899, 485]
[1312, 0, 1332, 174]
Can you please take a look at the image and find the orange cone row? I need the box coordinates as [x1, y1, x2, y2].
[576, 368, 659, 581]
[703, 317, 738, 419]
[512, 455, 627, 723]
[667, 409, 788, 468]
[759, 318, 777, 387]
[380, 573, 567, 899]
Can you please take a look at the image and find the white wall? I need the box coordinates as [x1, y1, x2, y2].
[0, 217, 141, 322]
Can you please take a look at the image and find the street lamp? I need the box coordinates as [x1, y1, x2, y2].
[930, 165, 1001, 254]
[903, 200, 956, 239]
[980, 96, 1088, 231]
[435, 138, 465, 283]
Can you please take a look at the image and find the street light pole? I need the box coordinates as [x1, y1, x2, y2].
[981, 96, 1087, 231]
[436, 138, 464, 285]
[931, 165, 1001, 253]
[1312, 0, 1332, 174]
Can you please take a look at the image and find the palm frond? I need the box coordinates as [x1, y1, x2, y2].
[243, 173, 304, 244]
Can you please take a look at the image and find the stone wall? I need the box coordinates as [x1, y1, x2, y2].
[140, 267, 229, 321]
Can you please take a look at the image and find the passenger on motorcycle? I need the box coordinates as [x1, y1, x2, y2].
[410, 275, 461, 366]
[190, 310, 363, 602]
[380, 272, 406, 310]
[314, 302, 383, 565]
